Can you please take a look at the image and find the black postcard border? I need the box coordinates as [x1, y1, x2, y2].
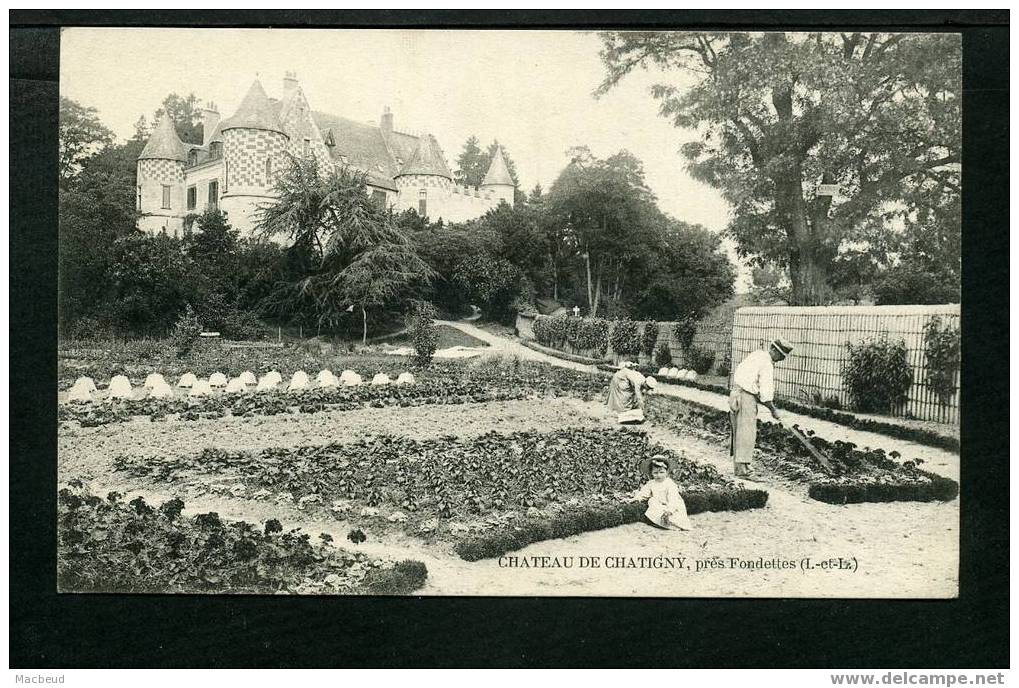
[9, 10, 1009, 669]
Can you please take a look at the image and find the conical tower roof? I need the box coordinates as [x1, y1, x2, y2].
[138, 115, 187, 162]
[397, 134, 452, 179]
[220, 79, 285, 135]
[482, 145, 514, 186]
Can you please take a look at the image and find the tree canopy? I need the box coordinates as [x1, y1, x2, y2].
[597, 31, 961, 305]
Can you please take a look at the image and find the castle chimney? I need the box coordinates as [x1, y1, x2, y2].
[202, 101, 220, 146]
[283, 70, 298, 95]
[380, 106, 393, 135]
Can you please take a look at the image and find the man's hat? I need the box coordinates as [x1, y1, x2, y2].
[769, 337, 794, 359]
[640, 453, 673, 476]
[643, 375, 658, 390]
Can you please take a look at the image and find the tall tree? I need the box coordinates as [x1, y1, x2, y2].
[546, 147, 658, 316]
[154, 93, 204, 145]
[597, 31, 961, 304]
[59, 97, 114, 189]
[454, 135, 487, 187]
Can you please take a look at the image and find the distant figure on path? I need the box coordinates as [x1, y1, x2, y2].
[729, 337, 794, 480]
[607, 362, 657, 424]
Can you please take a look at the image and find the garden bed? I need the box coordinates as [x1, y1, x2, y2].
[647, 398, 959, 504]
[522, 339, 610, 365]
[110, 428, 768, 553]
[57, 479, 427, 595]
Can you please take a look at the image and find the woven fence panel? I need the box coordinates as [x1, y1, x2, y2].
[730, 305, 961, 425]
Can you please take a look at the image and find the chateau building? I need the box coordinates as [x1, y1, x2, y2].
[136, 72, 516, 236]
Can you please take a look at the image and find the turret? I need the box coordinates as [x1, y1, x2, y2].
[218, 78, 289, 235]
[394, 134, 453, 219]
[136, 115, 187, 236]
[481, 145, 515, 207]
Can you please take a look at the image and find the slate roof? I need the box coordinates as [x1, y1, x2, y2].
[138, 115, 188, 162]
[219, 79, 285, 134]
[397, 134, 453, 179]
[483, 146, 514, 186]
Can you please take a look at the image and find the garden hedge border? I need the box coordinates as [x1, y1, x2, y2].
[808, 477, 960, 505]
[454, 489, 769, 561]
[598, 363, 960, 454]
[522, 339, 610, 366]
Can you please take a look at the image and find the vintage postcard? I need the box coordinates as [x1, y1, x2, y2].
[57, 27, 961, 598]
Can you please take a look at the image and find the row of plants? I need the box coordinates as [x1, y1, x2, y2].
[60, 361, 610, 427]
[646, 397, 959, 504]
[601, 362, 959, 453]
[110, 429, 768, 552]
[57, 479, 428, 595]
[521, 339, 609, 365]
[454, 488, 769, 561]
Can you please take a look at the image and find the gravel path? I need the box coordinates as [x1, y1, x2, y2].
[59, 395, 958, 598]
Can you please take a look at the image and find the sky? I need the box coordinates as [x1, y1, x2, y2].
[61, 28, 749, 287]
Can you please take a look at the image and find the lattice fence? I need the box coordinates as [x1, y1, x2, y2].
[730, 305, 961, 425]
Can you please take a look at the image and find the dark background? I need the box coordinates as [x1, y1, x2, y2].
[10, 10, 1009, 668]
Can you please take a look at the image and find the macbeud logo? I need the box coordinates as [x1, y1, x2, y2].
[15, 676, 65, 684]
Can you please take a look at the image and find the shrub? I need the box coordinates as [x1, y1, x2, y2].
[922, 317, 960, 406]
[673, 317, 697, 351]
[170, 305, 202, 357]
[808, 476, 959, 504]
[575, 318, 609, 354]
[654, 341, 672, 368]
[641, 321, 659, 357]
[686, 345, 716, 374]
[843, 336, 913, 414]
[360, 560, 429, 595]
[715, 349, 732, 377]
[406, 301, 440, 366]
[609, 318, 641, 355]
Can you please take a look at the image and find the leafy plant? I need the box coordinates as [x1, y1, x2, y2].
[685, 345, 716, 374]
[842, 336, 913, 414]
[609, 318, 641, 355]
[715, 349, 732, 377]
[170, 305, 202, 357]
[641, 321, 659, 357]
[922, 316, 960, 406]
[653, 341, 672, 368]
[673, 318, 697, 351]
[406, 301, 440, 366]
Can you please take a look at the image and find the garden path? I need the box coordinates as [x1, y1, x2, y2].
[439, 320, 960, 482]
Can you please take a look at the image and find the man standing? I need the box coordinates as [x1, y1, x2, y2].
[729, 337, 794, 479]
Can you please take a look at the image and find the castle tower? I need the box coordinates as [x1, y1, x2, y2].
[136, 115, 187, 236]
[481, 145, 515, 207]
[394, 134, 453, 219]
[218, 78, 289, 235]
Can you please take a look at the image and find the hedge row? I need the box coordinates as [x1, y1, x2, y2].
[532, 315, 610, 354]
[607, 364, 959, 454]
[454, 489, 769, 561]
[808, 477, 960, 505]
[522, 339, 610, 365]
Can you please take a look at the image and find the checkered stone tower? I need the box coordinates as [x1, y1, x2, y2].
[219, 78, 290, 235]
[137, 115, 187, 236]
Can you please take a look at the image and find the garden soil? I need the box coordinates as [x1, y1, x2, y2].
[59, 395, 959, 598]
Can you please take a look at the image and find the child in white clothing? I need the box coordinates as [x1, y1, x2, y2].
[634, 455, 692, 530]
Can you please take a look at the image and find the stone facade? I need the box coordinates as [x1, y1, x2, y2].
[136, 72, 516, 237]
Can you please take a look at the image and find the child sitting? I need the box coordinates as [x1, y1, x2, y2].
[634, 455, 692, 530]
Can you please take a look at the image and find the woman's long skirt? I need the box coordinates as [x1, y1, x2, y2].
[729, 387, 758, 476]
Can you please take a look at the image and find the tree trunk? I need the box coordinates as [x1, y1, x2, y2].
[592, 268, 602, 316]
[773, 162, 834, 306]
[584, 248, 594, 312]
[361, 306, 367, 345]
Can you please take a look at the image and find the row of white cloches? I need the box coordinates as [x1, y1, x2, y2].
[657, 366, 699, 381]
[66, 369, 416, 402]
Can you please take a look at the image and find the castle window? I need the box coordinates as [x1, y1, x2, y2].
[303, 138, 310, 157]
[371, 190, 387, 208]
[136, 185, 142, 211]
[208, 180, 219, 210]
[265, 157, 272, 184]
[161, 185, 171, 209]
[186, 186, 196, 211]
[223, 160, 229, 192]
[209, 142, 222, 160]
[188, 150, 198, 167]
[418, 188, 427, 218]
